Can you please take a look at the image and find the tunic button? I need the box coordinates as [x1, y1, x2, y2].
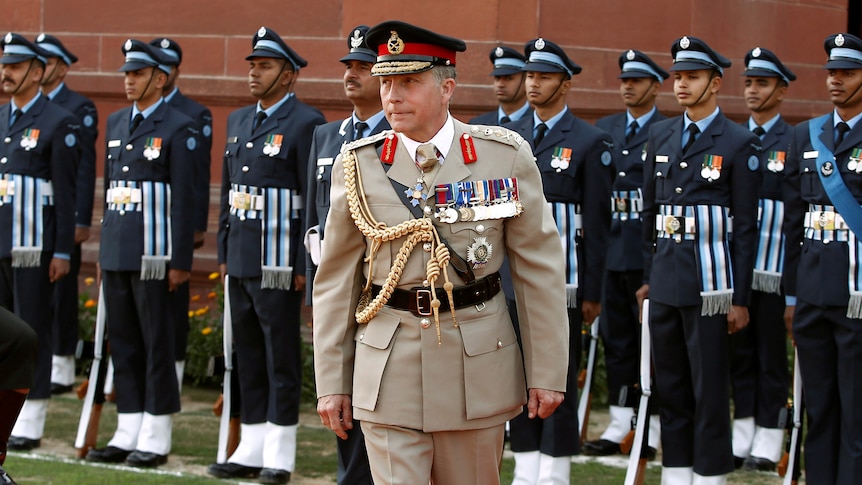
[423, 279, 430, 287]
[680, 162, 688, 169]
[242, 165, 249, 172]
[476, 224, 485, 234]
[107, 155, 112, 159]
[423, 242, 432, 252]
[225, 151, 230, 155]
[246, 142, 254, 149]
[125, 144, 133, 151]
[618, 171, 626, 178]
[359, 333, 364, 341]
[656, 171, 663, 177]
[239, 215, 246, 221]
[675, 187, 683, 194]
[119, 210, 125, 216]
[3, 137, 10, 143]
[622, 149, 629, 155]
[497, 339, 503, 349]
[0, 157, 6, 164]
[423, 206, 432, 215]
[823, 238, 831, 245]
[420, 318, 431, 329]
[0, 202, 3, 207]
[122, 166, 129, 172]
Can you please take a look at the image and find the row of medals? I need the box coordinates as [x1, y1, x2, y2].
[433, 188, 523, 224]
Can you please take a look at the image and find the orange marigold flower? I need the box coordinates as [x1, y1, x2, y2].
[191, 294, 201, 302]
[208, 272, 220, 280]
[201, 327, 213, 336]
[187, 310, 195, 318]
[84, 277, 95, 286]
[195, 306, 210, 317]
[207, 291, 217, 300]
[84, 299, 97, 308]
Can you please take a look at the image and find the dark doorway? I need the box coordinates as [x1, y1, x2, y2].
[851, 0, 861, 36]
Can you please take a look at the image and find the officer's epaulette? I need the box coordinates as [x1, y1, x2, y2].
[342, 130, 391, 154]
[467, 125, 526, 150]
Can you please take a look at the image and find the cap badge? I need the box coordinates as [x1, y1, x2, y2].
[836, 34, 846, 47]
[680, 36, 690, 49]
[36, 33, 45, 42]
[160, 38, 170, 49]
[124, 39, 132, 51]
[4, 33, 12, 44]
[258, 26, 267, 38]
[387, 31, 404, 55]
[350, 30, 363, 48]
[626, 50, 635, 60]
[752, 47, 761, 58]
[495, 46, 504, 58]
[535, 38, 546, 50]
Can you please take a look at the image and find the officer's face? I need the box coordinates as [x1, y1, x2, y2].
[493, 73, 526, 104]
[41, 57, 68, 87]
[525, 71, 570, 107]
[380, 69, 454, 142]
[1, 60, 43, 95]
[248, 57, 294, 102]
[827, 69, 862, 110]
[124, 67, 165, 104]
[619, 77, 659, 108]
[673, 70, 720, 107]
[343, 60, 379, 103]
[743, 76, 785, 112]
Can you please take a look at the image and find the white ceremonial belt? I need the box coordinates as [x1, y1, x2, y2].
[805, 210, 849, 231]
[655, 214, 697, 235]
[0, 179, 53, 198]
[611, 196, 643, 213]
[229, 189, 265, 211]
[106, 187, 142, 205]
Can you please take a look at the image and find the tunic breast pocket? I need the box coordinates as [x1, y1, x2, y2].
[256, 151, 298, 187]
[539, 162, 578, 200]
[800, 159, 819, 199]
[653, 167, 670, 200]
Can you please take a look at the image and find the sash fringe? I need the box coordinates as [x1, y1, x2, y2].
[848, 293, 862, 319]
[11, 248, 41, 268]
[752, 270, 782, 295]
[262, 266, 293, 290]
[701, 290, 733, 316]
[140, 255, 169, 281]
[566, 284, 578, 309]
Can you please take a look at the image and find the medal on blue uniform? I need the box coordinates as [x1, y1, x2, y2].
[550, 146, 572, 172]
[701, 154, 723, 181]
[143, 137, 162, 160]
[848, 148, 862, 172]
[20, 129, 39, 151]
[767, 151, 786, 172]
[263, 134, 283, 156]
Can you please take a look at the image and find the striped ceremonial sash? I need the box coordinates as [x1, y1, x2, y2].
[848, 231, 862, 318]
[5, 174, 53, 267]
[548, 202, 581, 308]
[140, 181, 172, 280]
[804, 204, 862, 318]
[752, 198, 784, 294]
[611, 189, 642, 222]
[694, 205, 733, 316]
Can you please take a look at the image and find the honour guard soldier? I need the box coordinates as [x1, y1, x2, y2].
[586, 49, 667, 460]
[314, 20, 569, 485]
[85, 39, 197, 468]
[0, 307, 37, 484]
[506, 37, 613, 484]
[304, 25, 387, 485]
[783, 33, 862, 484]
[34, 33, 99, 396]
[730, 47, 794, 472]
[637, 36, 762, 484]
[1, 33, 80, 452]
[208, 27, 324, 484]
[470, 46, 530, 126]
[150, 37, 214, 390]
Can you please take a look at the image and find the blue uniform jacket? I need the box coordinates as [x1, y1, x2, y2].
[217, 96, 325, 279]
[784, 117, 862, 306]
[51, 84, 98, 227]
[99, 102, 197, 272]
[0, 96, 79, 258]
[597, 110, 667, 272]
[642, 112, 762, 307]
[509, 110, 613, 303]
[166, 90, 213, 233]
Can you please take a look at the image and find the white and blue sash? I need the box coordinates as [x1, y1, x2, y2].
[548, 202, 581, 308]
[106, 180, 172, 280]
[752, 198, 784, 294]
[3, 174, 53, 267]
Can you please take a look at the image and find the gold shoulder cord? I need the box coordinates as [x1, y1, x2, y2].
[343, 148, 458, 344]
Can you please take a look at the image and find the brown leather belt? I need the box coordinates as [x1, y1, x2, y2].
[373, 272, 502, 317]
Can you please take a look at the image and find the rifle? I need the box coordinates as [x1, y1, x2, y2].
[624, 299, 652, 485]
[74, 282, 108, 458]
[215, 276, 236, 464]
[778, 348, 803, 485]
[577, 316, 600, 445]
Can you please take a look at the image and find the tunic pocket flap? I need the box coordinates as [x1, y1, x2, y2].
[460, 314, 517, 357]
[355, 311, 401, 350]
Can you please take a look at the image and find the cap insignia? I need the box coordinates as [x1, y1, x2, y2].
[626, 50, 635, 60]
[752, 47, 761, 58]
[495, 46, 504, 58]
[258, 26, 267, 38]
[124, 39, 132, 51]
[349, 30, 363, 49]
[4, 33, 12, 44]
[36, 33, 45, 42]
[387, 31, 404, 55]
[680, 36, 690, 49]
[160, 38, 170, 49]
[535, 38, 546, 50]
[836, 34, 845, 47]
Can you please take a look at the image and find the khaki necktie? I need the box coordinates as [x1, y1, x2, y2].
[416, 143, 439, 172]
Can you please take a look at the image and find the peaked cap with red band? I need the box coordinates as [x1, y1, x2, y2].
[365, 20, 466, 76]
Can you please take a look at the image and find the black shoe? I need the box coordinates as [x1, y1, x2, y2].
[50, 383, 74, 395]
[0, 465, 17, 485]
[733, 456, 746, 470]
[259, 468, 291, 484]
[207, 462, 262, 479]
[582, 439, 621, 456]
[644, 446, 657, 461]
[7, 437, 40, 451]
[86, 445, 131, 463]
[125, 450, 168, 468]
[743, 456, 777, 472]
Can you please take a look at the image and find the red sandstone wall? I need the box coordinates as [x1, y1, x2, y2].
[0, 0, 849, 274]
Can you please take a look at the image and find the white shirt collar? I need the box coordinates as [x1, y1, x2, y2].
[399, 114, 455, 164]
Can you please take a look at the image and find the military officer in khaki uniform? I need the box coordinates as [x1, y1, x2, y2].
[313, 20, 570, 485]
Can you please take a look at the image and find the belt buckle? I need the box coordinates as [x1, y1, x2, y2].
[615, 198, 628, 212]
[0, 179, 10, 197]
[415, 289, 433, 316]
[817, 211, 835, 230]
[112, 187, 131, 204]
[665, 215, 681, 234]
[233, 192, 251, 211]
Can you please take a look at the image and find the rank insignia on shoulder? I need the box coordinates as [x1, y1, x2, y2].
[848, 148, 862, 173]
[143, 137, 162, 160]
[460, 133, 478, 163]
[380, 133, 398, 164]
[469, 125, 525, 148]
[550, 147, 572, 172]
[263, 134, 283, 156]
